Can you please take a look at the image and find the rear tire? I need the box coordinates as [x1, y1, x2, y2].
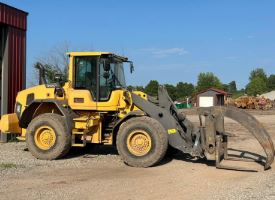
[116, 116, 168, 167]
[26, 113, 71, 160]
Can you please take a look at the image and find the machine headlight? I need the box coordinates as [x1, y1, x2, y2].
[15, 102, 22, 118]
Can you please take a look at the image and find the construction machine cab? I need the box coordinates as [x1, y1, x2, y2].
[68, 52, 130, 102]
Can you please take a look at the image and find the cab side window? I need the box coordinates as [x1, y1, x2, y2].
[74, 57, 97, 99]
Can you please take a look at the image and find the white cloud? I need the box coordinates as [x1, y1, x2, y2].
[141, 47, 188, 58]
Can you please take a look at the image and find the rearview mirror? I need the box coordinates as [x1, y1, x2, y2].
[103, 62, 111, 71]
[54, 74, 65, 87]
[130, 61, 134, 73]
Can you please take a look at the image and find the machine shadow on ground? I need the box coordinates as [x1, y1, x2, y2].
[64, 144, 268, 169]
[64, 144, 119, 159]
[171, 148, 267, 171]
[24, 143, 268, 171]
[61, 142, 269, 171]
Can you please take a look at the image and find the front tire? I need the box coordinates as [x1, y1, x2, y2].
[26, 113, 71, 160]
[116, 116, 168, 167]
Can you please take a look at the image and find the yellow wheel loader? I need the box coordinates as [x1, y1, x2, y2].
[0, 52, 274, 170]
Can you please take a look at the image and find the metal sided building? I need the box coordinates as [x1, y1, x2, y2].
[0, 3, 27, 142]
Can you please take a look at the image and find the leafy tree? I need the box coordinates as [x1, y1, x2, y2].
[196, 72, 222, 92]
[135, 86, 145, 92]
[127, 85, 145, 92]
[32, 42, 71, 85]
[176, 82, 194, 98]
[232, 89, 245, 98]
[267, 74, 275, 91]
[246, 68, 269, 95]
[145, 80, 159, 96]
[34, 62, 67, 84]
[222, 84, 229, 92]
[246, 77, 268, 96]
[127, 85, 134, 91]
[227, 81, 237, 93]
[164, 84, 178, 101]
[249, 68, 267, 82]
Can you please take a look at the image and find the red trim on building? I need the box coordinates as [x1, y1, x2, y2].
[197, 88, 231, 96]
[0, 3, 27, 31]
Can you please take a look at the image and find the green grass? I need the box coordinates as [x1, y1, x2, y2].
[8, 137, 19, 143]
[0, 163, 18, 169]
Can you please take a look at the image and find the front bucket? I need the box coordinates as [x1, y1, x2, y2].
[198, 106, 274, 171]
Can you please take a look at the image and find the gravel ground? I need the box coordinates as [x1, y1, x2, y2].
[0, 113, 275, 200]
[0, 143, 122, 177]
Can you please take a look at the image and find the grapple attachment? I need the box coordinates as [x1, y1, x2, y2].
[198, 106, 274, 171]
[132, 86, 274, 171]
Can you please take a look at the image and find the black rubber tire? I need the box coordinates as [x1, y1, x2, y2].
[116, 116, 168, 167]
[26, 113, 71, 160]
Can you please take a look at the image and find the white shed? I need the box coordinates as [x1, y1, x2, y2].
[197, 88, 231, 107]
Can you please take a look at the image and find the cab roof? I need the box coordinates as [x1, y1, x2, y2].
[67, 52, 128, 61]
[67, 52, 112, 56]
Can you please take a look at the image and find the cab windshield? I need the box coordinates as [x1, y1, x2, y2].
[102, 61, 126, 89]
[99, 58, 127, 100]
[74, 55, 127, 101]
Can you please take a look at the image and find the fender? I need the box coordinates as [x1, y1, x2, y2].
[19, 99, 76, 131]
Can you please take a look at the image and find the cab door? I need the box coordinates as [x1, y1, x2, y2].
[96, 60, 123, 111]
[68, 56, 98, 110]
[68, 55, 122, 111]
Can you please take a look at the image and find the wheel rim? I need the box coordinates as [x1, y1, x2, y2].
[34, 126, 56, 150]
[127, 130, 152, 156]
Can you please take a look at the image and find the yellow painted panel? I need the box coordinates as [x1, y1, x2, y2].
[91, 125, 101, 143]
[67, 89, 97, 110]
[67, 89, 126, 111]
[74, 119, 99, 129]
[16, 85, 56, 117]
[0, 113, 21, 134]
[21, 128, 27, 137]
[96, 90, 123, 111]
[74, 122, 87, 130]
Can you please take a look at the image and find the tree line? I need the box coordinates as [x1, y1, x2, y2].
[128, 68, 275, 101]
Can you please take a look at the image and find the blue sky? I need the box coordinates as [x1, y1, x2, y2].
[3, 0, 275, 89]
